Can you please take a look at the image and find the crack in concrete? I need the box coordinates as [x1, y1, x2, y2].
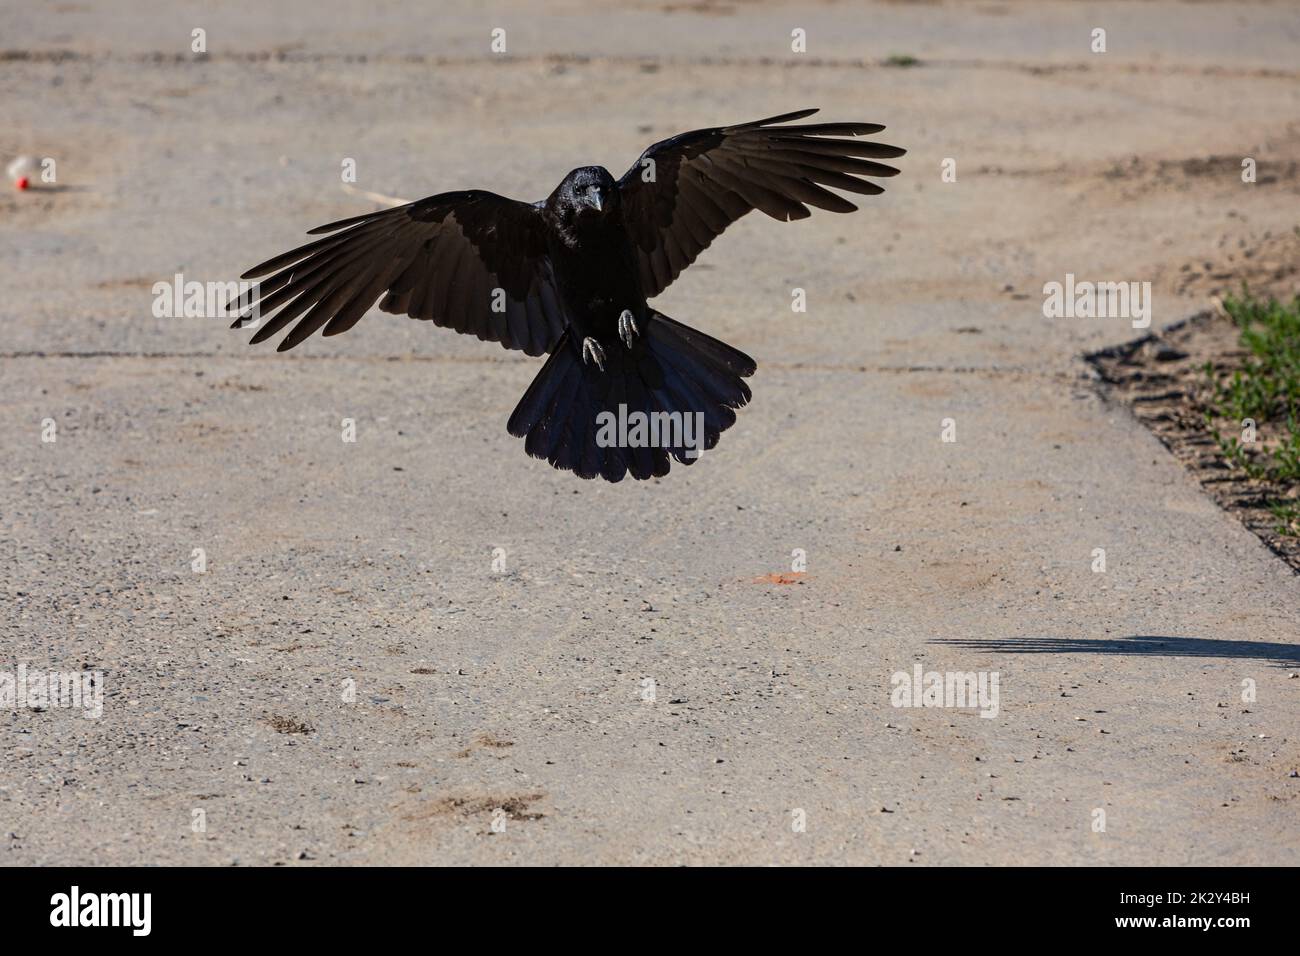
[3, 49, 1298, 81]
[0, 350, 1069, 378]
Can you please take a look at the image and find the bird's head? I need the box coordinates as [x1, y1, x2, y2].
[554, 166, 617, 219]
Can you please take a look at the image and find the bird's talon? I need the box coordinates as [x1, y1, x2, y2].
[582, 336, 606, 371]
[618, 309, 639, 348]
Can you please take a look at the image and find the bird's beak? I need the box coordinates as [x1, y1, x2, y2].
[587, 187, 603, 212]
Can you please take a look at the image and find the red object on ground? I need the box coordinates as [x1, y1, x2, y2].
[15, 177, 29, 190]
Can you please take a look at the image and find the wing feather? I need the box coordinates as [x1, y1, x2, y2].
[618, 110, 904, 297]
[233, 191, 565, 355]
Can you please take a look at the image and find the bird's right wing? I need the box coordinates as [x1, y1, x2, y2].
[616, 109, 905, 298]
[232, 190, 567, 355]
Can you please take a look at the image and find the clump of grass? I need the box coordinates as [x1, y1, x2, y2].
[1268, 500, 1300, 536]
[1203, 290, 1300, 533]
[883, 54, 920, 68]
[1211, 292, 1300, 424]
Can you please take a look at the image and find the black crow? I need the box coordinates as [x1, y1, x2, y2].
[232, 109, 904, 481]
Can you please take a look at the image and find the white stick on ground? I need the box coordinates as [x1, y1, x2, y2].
[340, 182, 411, 207]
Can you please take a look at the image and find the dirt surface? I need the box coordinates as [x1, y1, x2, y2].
[2, 1, 1299, 866]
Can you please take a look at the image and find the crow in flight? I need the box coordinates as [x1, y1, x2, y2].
[232, 109, 903, 481]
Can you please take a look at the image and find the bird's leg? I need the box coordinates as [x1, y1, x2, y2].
[581, 336, 606, 371]
[618, 309, 638, 349]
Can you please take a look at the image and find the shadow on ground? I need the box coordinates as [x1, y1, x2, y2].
[929, 635, 1300, 668]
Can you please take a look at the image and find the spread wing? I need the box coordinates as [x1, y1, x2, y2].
[617, 109, 905, 298]
[232, 190, 567, 355]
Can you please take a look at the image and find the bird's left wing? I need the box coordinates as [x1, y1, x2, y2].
[617, 109, 905, 299]
[233, 190, 566, 355]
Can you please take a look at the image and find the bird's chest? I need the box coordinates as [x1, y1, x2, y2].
[548, 224, 643, 323]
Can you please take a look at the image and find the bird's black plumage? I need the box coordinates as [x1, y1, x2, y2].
[233, 109, 904, 481]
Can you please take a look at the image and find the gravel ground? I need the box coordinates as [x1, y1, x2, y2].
[1, 0, 1298, 865]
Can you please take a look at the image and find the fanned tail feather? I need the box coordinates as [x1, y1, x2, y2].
[507, 311, 755, 481]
